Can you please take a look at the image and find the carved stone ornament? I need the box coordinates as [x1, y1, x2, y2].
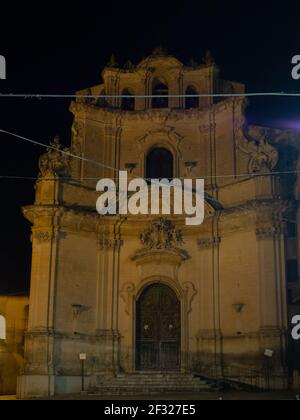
[140, 218, 184, 251]
[71, 120, 84, 155]
[38, 136, 72, 178]
[33, 231, 52, 243]
[32, 229, 66, 244]
[133, 218, 189, 265]
[236, 123, 279, 174]
[182, 281, 198, 313]
[120, 283, 136, 315]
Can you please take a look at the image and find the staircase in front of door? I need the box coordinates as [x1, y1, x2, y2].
[93, 372, 213, 396]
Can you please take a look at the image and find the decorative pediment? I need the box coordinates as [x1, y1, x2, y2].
[134, 218, 189, 257]
[140, 126, 183, 141]
[132, 218, 190, 273]
[137, 126, 184, 152]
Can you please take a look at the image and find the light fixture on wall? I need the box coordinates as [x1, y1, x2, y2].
[125, 163, 137, 174]
[232, 303, 245, 314]
[72, 304, 90, 320]
[185, 161, 198, 175]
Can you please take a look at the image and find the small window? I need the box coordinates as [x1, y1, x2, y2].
[121, 89, 135, 111]
[0, 315, 6, 340]
[185, 86, 199, 109]
[152, 79, 169, 109]
[146, 148, 174, 180]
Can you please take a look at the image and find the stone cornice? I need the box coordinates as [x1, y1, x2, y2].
[23, 205, 100, 233]
[222, 199, 291, 217]
[22, 205, 62, 224]
[25, 328, 117, 342]
[69, 97, 244, 124]
[218, 199, 293, 236]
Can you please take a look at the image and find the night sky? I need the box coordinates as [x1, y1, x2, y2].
[0, 2, 300, 294]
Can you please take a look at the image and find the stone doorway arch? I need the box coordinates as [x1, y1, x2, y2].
[135, 283, 181, 371]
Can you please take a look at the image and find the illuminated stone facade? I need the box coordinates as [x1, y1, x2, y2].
[17, 51, 300, 397]
[0, 296, 29, 395]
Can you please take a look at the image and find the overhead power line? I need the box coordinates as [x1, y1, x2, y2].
[0, 129, 299, 182]
[0, 92, 300, 99]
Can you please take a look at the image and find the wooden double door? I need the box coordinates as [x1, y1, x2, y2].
[136, 284, 181, 371]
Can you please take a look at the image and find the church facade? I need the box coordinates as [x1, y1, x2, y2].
[17, 51, 300, 397]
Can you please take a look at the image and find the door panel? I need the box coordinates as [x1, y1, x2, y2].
[136, 284, 181, 371]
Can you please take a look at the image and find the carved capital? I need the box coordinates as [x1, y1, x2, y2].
[98, 239, 124, 250]
[197, 237, 221, 250]
[33, 231, 53, 243]
[256, 226, 277, 240]
[32, 229, 66, 244]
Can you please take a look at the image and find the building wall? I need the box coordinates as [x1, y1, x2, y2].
[17, 53, 300, 397]
[0, 296, 29, 395]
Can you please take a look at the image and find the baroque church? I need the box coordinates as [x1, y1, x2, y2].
[2, 49, 300, 397]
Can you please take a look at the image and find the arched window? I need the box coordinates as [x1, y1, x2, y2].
[0, 315, 6, 340]
[121, 89, 135, 111]
[152, 78, 169, 109]
[185, 86, 199, 109]
[146, 148, 174, 180]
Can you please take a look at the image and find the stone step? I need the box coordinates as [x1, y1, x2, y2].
[97, 385, 210, 391]
[95, 373, 213, 395]
[99, 377, 202, 383]
[97, 378, 205, 384]
[92, 388, 211, 396]
[98, 382, 204, 387]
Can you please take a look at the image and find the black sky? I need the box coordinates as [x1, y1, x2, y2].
[1, 2, 300, 293]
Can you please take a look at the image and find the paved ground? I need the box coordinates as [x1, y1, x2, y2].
[1, 391, 299, 400]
